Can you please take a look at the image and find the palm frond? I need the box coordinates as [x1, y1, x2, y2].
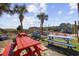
[0, 3, 11, 16]
[37, 12, 48, 20]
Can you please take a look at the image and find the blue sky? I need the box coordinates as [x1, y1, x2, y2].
[0, 3, 78, 29]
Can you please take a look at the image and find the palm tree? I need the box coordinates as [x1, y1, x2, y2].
[0, 4, 28, 32]
[9, 4, 28, 32]
[0, 3, 11, 16]
[37, 12, 48, 34]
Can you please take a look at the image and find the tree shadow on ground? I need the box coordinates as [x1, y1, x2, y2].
[46, 44, 79, 56]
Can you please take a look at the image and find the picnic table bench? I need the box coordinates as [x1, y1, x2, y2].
[47, 34, 75, 49]
[0, 33, 47, 56]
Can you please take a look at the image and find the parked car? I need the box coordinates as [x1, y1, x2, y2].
[0, 34, 8, 41]
[42, 31, 49, 36]
[31, 31, 41, 40]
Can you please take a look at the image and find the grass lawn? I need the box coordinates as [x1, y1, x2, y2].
[70, 37, 79, 52]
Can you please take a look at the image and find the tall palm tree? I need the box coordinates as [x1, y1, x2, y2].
[9, 4, 28, 32]
[37, 12, 48, 34]
[0, 4, 28, 32]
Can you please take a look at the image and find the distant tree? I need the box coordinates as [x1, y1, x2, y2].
[17, 25, 22, 31]
[59, 23, 72, 34]
[66, 23, 72, 34]
[59, 23, 66, 32]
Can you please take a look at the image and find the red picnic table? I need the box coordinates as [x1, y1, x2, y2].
[1, 33, 47, 56]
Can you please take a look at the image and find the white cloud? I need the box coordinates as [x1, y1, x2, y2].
[14, 14, 18, 17]
[27, 4, 40, 17]
[39, 3, 47, 13]
[27, 3, 48, 16]
[23, 16, 40, 29]
[7, 14, 11, 18]
[0, 24, 18, 29]
[23, 16, 34, 23]
[23, 16, 40, 25]
[69, 10, 74, 15]
[69, 3, 77, 15]
[58, 10, 62, 15]
[13, 19, 19, 22]
[27, 4, 37, 13]
[6, 14, 18, 18]
[69, 3, 77, 10]
[62, 17, 72, 19]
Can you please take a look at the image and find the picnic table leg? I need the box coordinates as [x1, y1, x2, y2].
[9, 44, 14, 56]
[34, 46, 41, 56]
[25, 48, 35, 56]
[14, 49, 21, 56]
[13, 40, 17, 49]
[11, 39, 17, 56]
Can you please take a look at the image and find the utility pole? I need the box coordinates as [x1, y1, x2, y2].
[74, 21, 79, 43]
[78, 20, 79, 43]
[77, 3, 79, 43]
[74, 21, 77, 37]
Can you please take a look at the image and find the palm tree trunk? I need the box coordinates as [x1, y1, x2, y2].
[40, 22, 43, 35]
[20, 21, 23, 32]
[19, 14, 24, 32]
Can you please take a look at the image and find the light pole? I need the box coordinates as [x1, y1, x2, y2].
[77, 3, 79, 43]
